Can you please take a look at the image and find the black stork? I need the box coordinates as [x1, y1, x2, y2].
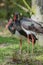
[6, 15, 43, 53]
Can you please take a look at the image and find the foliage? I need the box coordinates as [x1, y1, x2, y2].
[0, 0, 32, 19]
[0, 8, 6, 18]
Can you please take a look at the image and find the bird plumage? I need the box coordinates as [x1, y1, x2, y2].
[7, 17, 43, 44]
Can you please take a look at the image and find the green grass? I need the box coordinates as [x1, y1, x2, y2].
[0, 36, 43, 65]
[0, 36, 19, 44]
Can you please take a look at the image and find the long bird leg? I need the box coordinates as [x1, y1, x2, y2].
[27, 35, 30, 44]
[19, 38, 22, 54]
[27, 35, 30, 53]
[31, 34, 34, 54]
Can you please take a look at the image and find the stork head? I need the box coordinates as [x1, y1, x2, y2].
[13, 12, 20, 21]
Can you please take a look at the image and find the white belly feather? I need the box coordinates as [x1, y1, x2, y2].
[21, 26, 36, 35]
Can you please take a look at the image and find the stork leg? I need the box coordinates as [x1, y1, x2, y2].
[27, 35, 30, 53]
[31, 34, 34, 54]
[19, 38, 22, 54]
[27, 35, 30, 44]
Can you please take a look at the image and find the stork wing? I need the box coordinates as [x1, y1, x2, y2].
[20, 18, 43, 33]
[21, 18, 33, 30]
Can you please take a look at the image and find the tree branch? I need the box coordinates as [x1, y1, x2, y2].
[14, 2, 29, 12]
[23, 0, 35, 15]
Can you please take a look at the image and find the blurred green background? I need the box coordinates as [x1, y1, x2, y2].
[0, 0, 31, 20]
